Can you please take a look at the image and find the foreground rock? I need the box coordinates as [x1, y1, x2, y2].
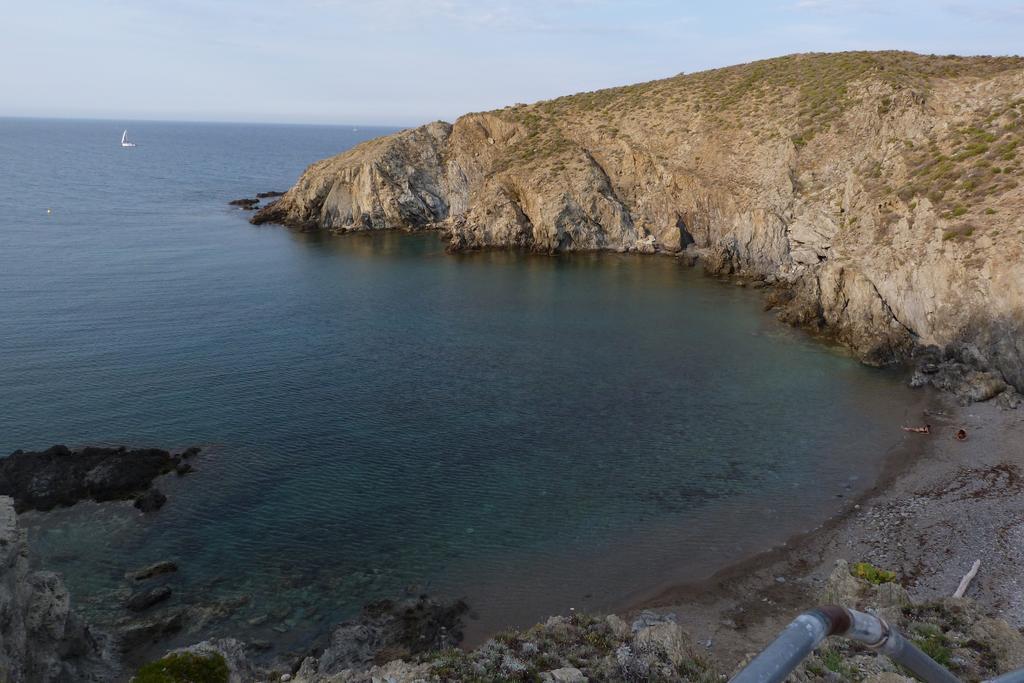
[293, 596, 468, 680]
[0, 495, 117, 682]
[0, 445, 199, 512]
[273, 562, 1024, 682]
[254, 51, 1024, 390]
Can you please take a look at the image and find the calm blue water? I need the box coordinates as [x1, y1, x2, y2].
[0, 118, 918, 655]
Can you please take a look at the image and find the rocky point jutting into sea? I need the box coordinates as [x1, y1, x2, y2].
[254, 51, 1024, 401]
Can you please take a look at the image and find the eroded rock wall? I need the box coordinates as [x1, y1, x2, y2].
[0, 496, 117, 682]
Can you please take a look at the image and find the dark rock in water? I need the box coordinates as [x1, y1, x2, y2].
[126, 585, 172, 612]
[127, 561, 178, 581]
[181, 446, 202, 459]
[118, 611, 184, 652]
[248, 639, 273, 652]
[134, 488, 167, 513]
[229, 198, 259, 209]
[175, 462, 193, 476]
[256, 190, 285, 199]
[0, 445, 181, 513]
[297, 596, 468, 677]
[250, 200, 286, 225]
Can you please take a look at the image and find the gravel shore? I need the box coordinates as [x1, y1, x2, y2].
[632, 390, 1024, 669]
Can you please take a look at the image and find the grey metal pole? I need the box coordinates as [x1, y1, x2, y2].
[730, 610, 834, 683]
[730, 606, 961, 683]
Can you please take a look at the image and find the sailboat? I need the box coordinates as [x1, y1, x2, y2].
[120, 130, 137, 148]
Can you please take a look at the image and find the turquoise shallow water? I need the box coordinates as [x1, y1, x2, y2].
[0, 118, 917, 655]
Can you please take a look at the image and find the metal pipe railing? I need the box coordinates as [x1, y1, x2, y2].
[730, 605, 961, 683]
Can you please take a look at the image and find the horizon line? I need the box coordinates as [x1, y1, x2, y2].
[0, 114, 416, 129]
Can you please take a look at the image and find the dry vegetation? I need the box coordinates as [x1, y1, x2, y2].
[480, 51, 1023, 239]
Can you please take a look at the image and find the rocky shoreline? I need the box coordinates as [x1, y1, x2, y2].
[251, 51, 1024, 397]
[4, 400, 1024, 682]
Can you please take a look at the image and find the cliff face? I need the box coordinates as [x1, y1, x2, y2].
[254, 52, 1024, 386]
[0, 496, 117, 682]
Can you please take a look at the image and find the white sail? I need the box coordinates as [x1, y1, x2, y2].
[121, 129, 136, 147]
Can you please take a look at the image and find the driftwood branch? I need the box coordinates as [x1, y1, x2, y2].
[953, 559, 981, 598]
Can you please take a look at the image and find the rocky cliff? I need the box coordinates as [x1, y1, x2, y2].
[0, 496, 117, 682]
[254, 51, 1024, 388]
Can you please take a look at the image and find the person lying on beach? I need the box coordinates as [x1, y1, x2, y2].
[902, 424, 931, 434]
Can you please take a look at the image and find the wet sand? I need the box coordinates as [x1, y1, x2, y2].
[626, 390, 1024, 669]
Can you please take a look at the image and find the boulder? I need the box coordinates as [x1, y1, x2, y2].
[302, 596, 467, 677]
[911, 360, 1010, 405]
[541, 666, 587, 682]
[633, 621, 692, 669]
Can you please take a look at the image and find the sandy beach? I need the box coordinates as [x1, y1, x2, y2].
[632, 390, 1024, 670]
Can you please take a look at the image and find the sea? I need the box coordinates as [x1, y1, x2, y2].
[0, 117, 918, 659]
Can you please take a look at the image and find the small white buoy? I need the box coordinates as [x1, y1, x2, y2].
[46, 208, 52, 214]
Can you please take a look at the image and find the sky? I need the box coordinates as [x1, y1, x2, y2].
[2, 0, 1023, 126]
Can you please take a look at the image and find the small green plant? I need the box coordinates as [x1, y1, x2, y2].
[852, 562, 897, 584]
[912, 625, 952, 667]
[134, 652, 229, 683]
[822, 648, 845, 672]
[817, 646, 858, 678]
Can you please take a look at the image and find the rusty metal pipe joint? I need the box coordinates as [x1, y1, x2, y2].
[730, 605, 960, 683]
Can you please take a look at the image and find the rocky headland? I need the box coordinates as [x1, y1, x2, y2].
[253, 51, 1024, 403]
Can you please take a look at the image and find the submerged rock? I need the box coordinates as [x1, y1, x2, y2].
[133, 487, 167, 513]
[127, 561, 178, 582]
[118, 611, 184, 653]
[229, 198, 259, 209]
[0, 445, 182, 512]
[125, 586, 172, 612]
